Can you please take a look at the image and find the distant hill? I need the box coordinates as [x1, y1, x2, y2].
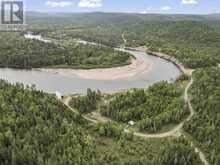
[26, 12, 220, 24]
[26, 12, 220, 31]
[25, 12, 220, 68]
[205, 13, 220, 20]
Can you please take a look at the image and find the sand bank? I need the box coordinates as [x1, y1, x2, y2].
[38, 57, 152, 80]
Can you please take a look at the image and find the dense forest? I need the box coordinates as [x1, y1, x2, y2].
[142, 21, 220, 69]
[1, 12, 220, 164]
[0, 80, 202, 164]
[70, 81, 188, 133]
[102, 81, 189, 133]
[70, 89, 101, 114]
[55, 20, 220, 69]
[2, 13, 219, 69]
[0, 80, 95, 164]
[30, 12, 220, 69]
[0, 32, 131, 69]
[183, 67, 220, 164]
[94, 134, 202, 164]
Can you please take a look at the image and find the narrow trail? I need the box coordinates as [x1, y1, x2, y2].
[184, 78, 195, 122]
[62, 78, 194, 138]
[124, 78, 194, 138]
[183, 79, 209, 165]
[61, 78, 209, 165]
[122, 32, 127, 48]
[44, 34, 208, 164]
[62, 96, 99, 124]
[189, 138, 210, 165]
[60, 52, 209, 165]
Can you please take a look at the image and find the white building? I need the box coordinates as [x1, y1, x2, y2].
[24, 33, 51, 43]
[55, 91, 63, 100]
[128, 121, 135, 126]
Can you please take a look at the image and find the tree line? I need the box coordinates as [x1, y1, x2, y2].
[96, 121, 134, 141]
[0, 32, 131, 69]
[183, 67, 220, 164]
[0, 80, 95, 165]
[70, 89, 101, 114]
[101, 81, 188, 133]
[45, 17, 220, 69]
[0, 80, 203, 165]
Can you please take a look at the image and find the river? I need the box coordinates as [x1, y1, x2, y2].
[0, 49, 181, 94]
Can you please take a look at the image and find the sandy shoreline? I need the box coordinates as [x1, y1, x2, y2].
[126, 46, 194, 76]
[38, 57, 152, 80]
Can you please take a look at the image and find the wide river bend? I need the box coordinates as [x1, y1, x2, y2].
[0, 49, 181, 94]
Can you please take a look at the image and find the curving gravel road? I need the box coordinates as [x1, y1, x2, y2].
[60, 45, 209, 165]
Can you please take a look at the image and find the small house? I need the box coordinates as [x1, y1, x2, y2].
[128, 121, 135, 126]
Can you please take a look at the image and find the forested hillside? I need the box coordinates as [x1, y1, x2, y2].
[0, 80, 202, 164]
[0, 32, 131, 69]
[143, 21, 220, 68]
[70, 89, 101, 114]
[101, 81, 188, 133]
[70, 80, 189, 133]
[183, 67, 220, 165]
[0, 80, 95, 164]
[27, 12, 220, 69]
[1, 12, 220, 164]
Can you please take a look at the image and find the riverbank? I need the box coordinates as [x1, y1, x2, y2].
[125, 46, 194, 76]
[38, 56, 152, 80]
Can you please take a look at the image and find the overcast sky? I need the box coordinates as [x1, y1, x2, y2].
[26, 0, 220, 14]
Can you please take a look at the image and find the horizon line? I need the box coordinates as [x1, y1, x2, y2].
[26, 10, 220, 16]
